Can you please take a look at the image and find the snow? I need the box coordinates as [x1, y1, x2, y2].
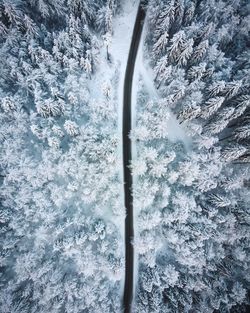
[74, 2, 140, 297]
[129, 7, 193, 299]
[91, 0, 192, 300]
[103, 3, 139, 227]
[106, 0, 140, 297]
[134, 20, 192, 148]
[109, 0, 142, 301]
[86, 0, 139, 227]
[109, 0, 140, 182]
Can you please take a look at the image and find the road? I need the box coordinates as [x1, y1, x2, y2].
[122, 1, 148, 312]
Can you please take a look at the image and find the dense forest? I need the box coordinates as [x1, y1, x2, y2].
[0, 0, 249, 312]
[0, 0, 124, 312]
[134, 0, 250, 312]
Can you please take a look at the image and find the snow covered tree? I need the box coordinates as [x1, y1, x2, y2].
[135, 0, 250, 311]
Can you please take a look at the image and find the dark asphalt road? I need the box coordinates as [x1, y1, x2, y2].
[122, 2, 148, 312]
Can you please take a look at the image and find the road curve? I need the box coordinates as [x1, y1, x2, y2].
[122, 2, 148, 312]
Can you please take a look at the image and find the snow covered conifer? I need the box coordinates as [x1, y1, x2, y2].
[64, 120, 79, 136]
[200, 97, 225, 119]
[221, 145, 247, 162]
